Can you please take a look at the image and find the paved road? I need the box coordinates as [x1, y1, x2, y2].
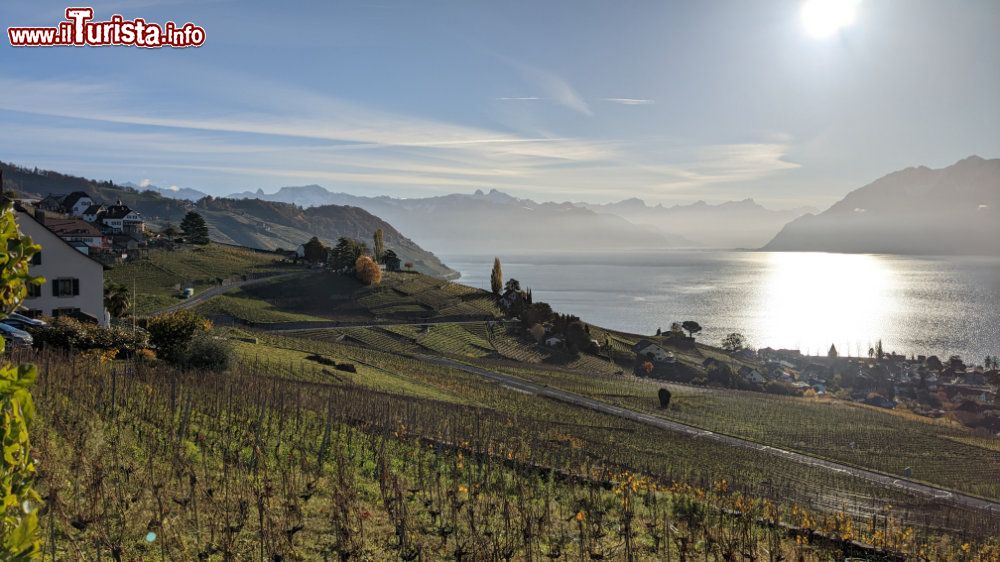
[153, 272, 302, 315]
[417, 354, 1000, 515]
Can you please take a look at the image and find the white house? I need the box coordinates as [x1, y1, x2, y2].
[15, 211, 109, 326]
[545, 336, 563, 347]
[100, 201, 144, 234]
[81, 203, 105, 223]
[632, 339, 675, 363]
[62, 191, 94, 217]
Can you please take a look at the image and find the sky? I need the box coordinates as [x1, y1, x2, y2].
[0, 0, 997, 208]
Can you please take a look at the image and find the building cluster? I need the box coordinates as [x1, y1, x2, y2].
[32, 191, 146, 258]
[754, 347, 1000, 435]
[0, 190, 145, 326]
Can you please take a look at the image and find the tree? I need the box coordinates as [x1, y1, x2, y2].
[658, 388, 672, 409]
[162, 222, 179, 237]
[529, 323, 546, 343]
[355, 255, 382, 286]
[382, 249, 401, 272]
[373, 228, 385, 263]
[0, 200, 44, 559]
[504, 278, 521, 294]
[490, 257, 503, 296]
[875, 339, 885, 361]
[180, 211, 210, 245]
[565, 321, 592, 351]
[146, 310, 211, 365]
[302, 236, 328, 264]
[721, 332, 746, 353]
[681, 320, 702, 339]
[331, 238, 368, 271]
[828, 344, 838, 358]
[104, 282, 131, 318]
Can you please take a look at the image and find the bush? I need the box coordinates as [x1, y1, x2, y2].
[146, 310, 211, 364]
[180, 336, 232, 372]
[355, 255, 382, 286]
[32, 317, 149, 356]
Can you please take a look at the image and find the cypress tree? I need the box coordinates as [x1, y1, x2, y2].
[491, 257, 503, 296]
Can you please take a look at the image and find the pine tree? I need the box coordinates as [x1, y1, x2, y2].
[180, 211, 210, 245]
[490, 257, 503, 296]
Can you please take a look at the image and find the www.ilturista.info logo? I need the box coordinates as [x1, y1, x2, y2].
[8, 7, 205, 48]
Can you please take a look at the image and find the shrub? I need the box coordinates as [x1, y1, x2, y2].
[31, 317, 148, 356]
[180, 336, 232, 372]
[355, 255, 382, 286]
[146, 310, 211, 365]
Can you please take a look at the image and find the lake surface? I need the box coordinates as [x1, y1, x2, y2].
[443, 251, 1000, 362]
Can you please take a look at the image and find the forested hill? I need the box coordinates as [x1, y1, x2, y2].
[0, 161, 456, 277]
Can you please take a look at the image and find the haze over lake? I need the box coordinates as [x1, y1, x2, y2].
[447, 251, 1000, 362]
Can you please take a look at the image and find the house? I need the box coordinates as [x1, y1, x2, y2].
[632, 339, 675, 363]
[100, 200, 144, 234]
[35, 194, 65, 212]
[62, 191, 94, 217]
[42, 217, 109, 253]
[81, 204, 105, 223]
[14, 210, 109, 325]
[545, 336, 563, 348]
[738, 365, 766, 384]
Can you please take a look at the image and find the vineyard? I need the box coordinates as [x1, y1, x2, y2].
[20, 347, 1000, 560]
[484, 362, 1000, 501]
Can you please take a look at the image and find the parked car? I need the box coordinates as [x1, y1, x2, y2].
[2, 313, 47, 331]
[0, 321, 34, 348]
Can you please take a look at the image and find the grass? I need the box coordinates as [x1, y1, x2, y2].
[105, 244, 290, 315]
[195, 293, 327, 323]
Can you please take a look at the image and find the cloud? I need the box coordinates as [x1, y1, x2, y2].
[602, 98, 655, 105]
[505, 61, 592, 116]
[0, 76, 800, 202]
[139, 178, 153, 187]
[496, 97, 542, 101]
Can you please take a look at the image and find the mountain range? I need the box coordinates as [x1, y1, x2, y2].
[580, 198, 816, 249]
[1, 162, 456, 277]
[763, 156, 1000, 255]
[225, 186, 820, 252]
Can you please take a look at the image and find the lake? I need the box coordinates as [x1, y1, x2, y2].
[443, 251, 1000, 362]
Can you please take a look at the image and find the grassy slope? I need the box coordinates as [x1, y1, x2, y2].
[105, 244, 291, 315]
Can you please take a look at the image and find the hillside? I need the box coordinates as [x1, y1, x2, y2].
[582, 197, 815, 249]
[0, 161, 456, 277]
[228, 187, 695, 253]
[763, 156, 1000, 255]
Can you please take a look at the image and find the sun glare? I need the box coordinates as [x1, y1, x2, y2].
[801, 0, 860, 38]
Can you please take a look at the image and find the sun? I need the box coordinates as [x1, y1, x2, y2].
[801, 0, 860, 38]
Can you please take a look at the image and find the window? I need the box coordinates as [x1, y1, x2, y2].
[52, 278, 80, 297]
[52, 308, 81, 319]
[21, 309, 42, 319]
[27, 283, 41, 298]
[31, 252, 42, 265]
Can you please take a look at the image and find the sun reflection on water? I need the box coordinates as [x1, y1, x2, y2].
[754, 252, 897, 355]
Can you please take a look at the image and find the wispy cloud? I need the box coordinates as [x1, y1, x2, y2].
[504, 61, 592, 116]
[602, 98, 655, 105]
[0, 76, 799, 201]
[496, 97, 542, 101]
